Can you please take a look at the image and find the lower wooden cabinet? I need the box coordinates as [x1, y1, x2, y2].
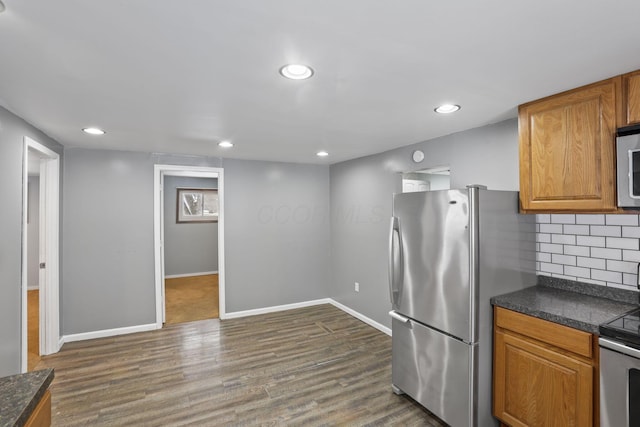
[493, 307, 597, 427]
[25, 389, 51, 427]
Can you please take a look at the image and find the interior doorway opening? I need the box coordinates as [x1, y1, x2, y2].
[153, 165, 225, 328]
[163, 176, 220, 324]
[21, 137, 60, 372]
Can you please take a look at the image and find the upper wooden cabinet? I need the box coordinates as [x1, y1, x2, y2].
[621, 70, 640, 126]
[519, 77, 619, 212]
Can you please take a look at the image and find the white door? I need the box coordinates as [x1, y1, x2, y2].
[22, 138, 60, 372]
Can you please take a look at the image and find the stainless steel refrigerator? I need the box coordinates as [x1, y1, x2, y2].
[389, 186, 536, 427]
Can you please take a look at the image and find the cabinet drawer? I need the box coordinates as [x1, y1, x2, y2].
[495, 307, 593, 359]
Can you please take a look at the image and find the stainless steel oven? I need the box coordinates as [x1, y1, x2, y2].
[600, 307, 640, 427]
[617, 124, 640, 207]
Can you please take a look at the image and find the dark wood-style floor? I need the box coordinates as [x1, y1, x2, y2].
[35, 304, 445, 426]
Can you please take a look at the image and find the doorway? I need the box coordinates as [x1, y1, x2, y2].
[153, 165, 225, 327]
[21, 137, 60, 372]
[163, 176, 219, 324]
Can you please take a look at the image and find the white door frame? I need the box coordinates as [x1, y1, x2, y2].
[153, 164, 225, 327]
[21, 137, 61, 371]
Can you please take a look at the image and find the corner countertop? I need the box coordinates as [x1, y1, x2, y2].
[491, 277, 639, 334]
[0, 368, 54, 427]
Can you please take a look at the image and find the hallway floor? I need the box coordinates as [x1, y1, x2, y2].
[28, 289, 40, 371]
[164, 274, 219, 324]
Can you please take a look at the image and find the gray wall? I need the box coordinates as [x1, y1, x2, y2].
[223, 158, 330, 312]
[0, 106, 64, 377]
[27, 177, 40, 289]
[62, 149, 158, 334]
[329, 119, 520, 328]
[62, 150, 330, 334]
[163, 176, 218, 276]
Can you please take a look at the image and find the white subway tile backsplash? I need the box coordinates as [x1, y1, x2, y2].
[536, 213, 640, 291]
[590, 225, 622, 237]
[536, 214, 551, 223]
[582, 278, 607, 286]
[591, 247, 622, 260]
[577, 256, 606, 269]
[551, 234, 576, 245]
[552, 254, 576, 266]
[551, 214, 576, 224]
[623, 226, 640, 238]
[552, 273, 577, 281]
[606, 214, 639, 226]
[606, 260, 639, 274]
[623, 250, 640, 262]
[536, 233, 551, 243]
[576, 236, 606, 247]
[537, 252, 552, 263]
[591, 269, 622, 283]
[623, 273, 639, 287]
[562, 224, 590, 235]
[539, 243, 563, 254]
[606, 282, 637, 291]
[564, 245, 590, 257]
[539, 224, 563, 234]
[576, 214, 606, 225]
[564, 265, 590, 278]
[606, 237, 639, 250]
[540, 262, 564, 274]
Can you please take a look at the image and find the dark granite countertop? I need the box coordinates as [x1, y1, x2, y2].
[491, 277, 639, 334]
[0, 369, 54, 427]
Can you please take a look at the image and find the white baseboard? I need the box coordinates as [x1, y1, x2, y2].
[164, 271, 218, 279]
[63, 323, 158, 343]
[27, 285, 39, 291]
[328, 300, 392, 336]
[223, 298, 331, 319]
[224, 298, 391, 336]
[61, 299, 390, 345]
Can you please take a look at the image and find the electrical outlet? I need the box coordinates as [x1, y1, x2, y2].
[355, 282, 360, 292]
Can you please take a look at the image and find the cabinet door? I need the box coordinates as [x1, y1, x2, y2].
[494, 330, 593, 427]
[519, 78, 618, 211]
[622, 70, 640, 126]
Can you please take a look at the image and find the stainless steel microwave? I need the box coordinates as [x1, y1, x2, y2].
[617, 125, 640, 208]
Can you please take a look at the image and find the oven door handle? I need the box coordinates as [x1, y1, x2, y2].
[599, 337, 640, 359]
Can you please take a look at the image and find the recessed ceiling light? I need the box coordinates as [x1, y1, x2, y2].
[279, 64, 314, 80]
[434, 104, 461, 114]
[316, 151, 329, 157]
[218, 141, 234, 148]
[82, 127, 105, 135]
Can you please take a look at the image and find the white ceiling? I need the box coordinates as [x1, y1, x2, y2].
[1, 1, 640, 165]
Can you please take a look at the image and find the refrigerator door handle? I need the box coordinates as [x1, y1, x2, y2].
[389, 310, 410, 323]
[389, 216, 401, 305]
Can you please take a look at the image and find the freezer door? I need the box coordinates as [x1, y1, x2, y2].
[392, 317, 476, 427]
[390, 189, 472, 342]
